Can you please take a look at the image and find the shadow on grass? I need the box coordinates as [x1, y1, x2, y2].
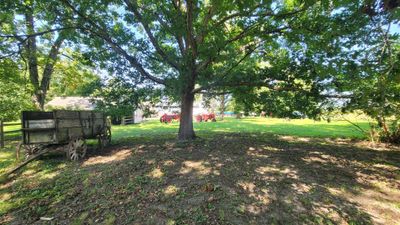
[1, 133, 399, 224]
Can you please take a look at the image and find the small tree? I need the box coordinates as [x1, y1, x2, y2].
[340, 10, 400, 143]
[94, 77, 160, 124]
[0, 59, 34, 121]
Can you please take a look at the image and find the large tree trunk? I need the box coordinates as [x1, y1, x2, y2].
[36, 92, 46, 111]
[178, 90, 196, 140]
[25, 11, 41, 109]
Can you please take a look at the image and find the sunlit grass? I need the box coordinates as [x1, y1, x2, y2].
[0, 142, 20, 175]
[3, 124, 21, 132]
[112, 117, 370, 140]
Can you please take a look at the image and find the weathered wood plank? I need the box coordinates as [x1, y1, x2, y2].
[26, 131, 56, 144]
[26, 120, 55, 129]
[22, 111, 53, 120]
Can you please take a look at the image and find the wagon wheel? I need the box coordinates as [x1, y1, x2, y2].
[98, 126, 112, 150]
[66, 138, 87, 161]
[22, 144, 41, 159]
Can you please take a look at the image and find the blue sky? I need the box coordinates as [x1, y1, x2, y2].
[390, 23, 400, 34]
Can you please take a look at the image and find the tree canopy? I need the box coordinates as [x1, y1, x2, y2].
[54, 0, 380, 140]
[1, 0, 399, 141]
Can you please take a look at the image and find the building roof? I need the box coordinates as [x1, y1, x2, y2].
[46, 97, 97, 110]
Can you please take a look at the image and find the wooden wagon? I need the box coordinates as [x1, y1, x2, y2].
[21, 110, 111, 161]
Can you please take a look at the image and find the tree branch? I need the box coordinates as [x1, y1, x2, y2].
[123, 0, 180, 70]
[195, 6, 304, 72]
[341, 116, 369, 135]
[166, 1, 186, 55]
[197, 25, 288, 72]
[193, 42, 261, 93]
[214, 6, 305, 28]
[0, 27, 76, 39]
[195, 5, 214, 45]
[185, 0, 198, 58]
[213, 4, 262, 28]
[40, 33, 65, 92]
[195, 74, 355, 97]
[199, 90, 232, 95]
[61, 0, 166, 85]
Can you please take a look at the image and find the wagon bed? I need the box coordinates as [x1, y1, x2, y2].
[21, 110, 111, 160]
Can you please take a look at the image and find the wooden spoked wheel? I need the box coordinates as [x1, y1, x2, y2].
[66, 138, 87, 161]
[22, 144, 41, 159]
[98, 126, 111, 150]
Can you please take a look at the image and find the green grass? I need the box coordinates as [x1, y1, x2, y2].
[0, 121, 22, 175]
[2, 121, 21, 141]
[112, 117, 370, 140]
[3, 124, 21, 133]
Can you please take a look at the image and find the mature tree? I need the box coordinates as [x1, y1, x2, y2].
[58, 0, 371, 140]
[0, 0, 76, 110]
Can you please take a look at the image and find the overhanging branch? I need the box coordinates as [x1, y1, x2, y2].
[193, 42, 262, 93]
[198, 83, 353, 99]
[61, 0, 166, 85]
[123, 0, 180, 70]
[0, 27, 77, 39]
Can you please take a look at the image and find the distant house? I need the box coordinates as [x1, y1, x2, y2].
[46, 96, 144, 124]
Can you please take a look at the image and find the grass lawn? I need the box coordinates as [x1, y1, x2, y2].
[1, 117, 399, 224]
[113, 117, 370, 139]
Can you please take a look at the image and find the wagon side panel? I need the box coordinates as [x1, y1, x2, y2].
[93, 113, 106, 136]
[54, 110, 103, 141]
[22, 111, 56, 144]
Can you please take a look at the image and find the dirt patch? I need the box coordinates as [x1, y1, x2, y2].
[83, 149, 132, 166]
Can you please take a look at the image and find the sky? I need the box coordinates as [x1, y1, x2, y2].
[390, 23, 400, 34]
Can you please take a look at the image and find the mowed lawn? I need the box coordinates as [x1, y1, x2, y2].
[1, 117, 399, 224]
[113, 117, 370, 139]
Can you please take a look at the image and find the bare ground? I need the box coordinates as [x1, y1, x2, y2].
[1, 133, 399, 224]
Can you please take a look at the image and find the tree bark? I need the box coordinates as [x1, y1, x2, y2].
[25, 11, 41, 109]
[38, 35, 65, 110]
[178, 90, 196, 140]
[219, 94, 225, 120]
